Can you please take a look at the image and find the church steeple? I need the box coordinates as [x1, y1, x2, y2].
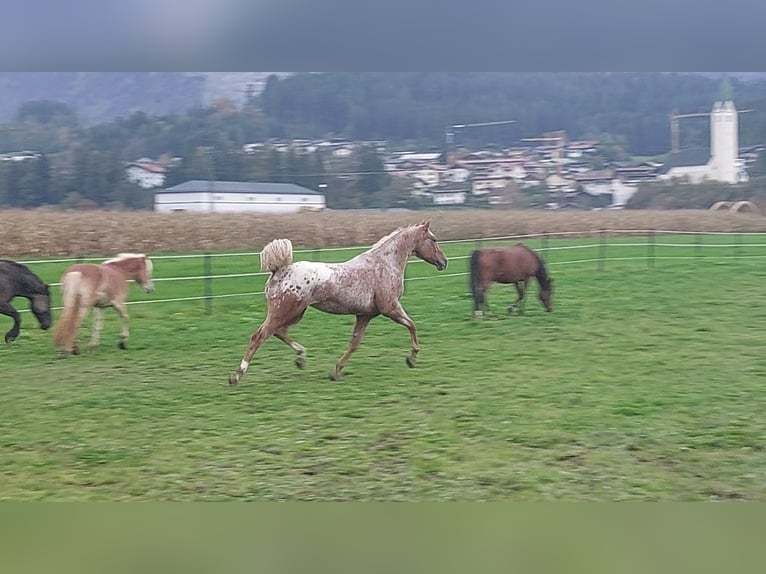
[719, 74, 733, 102]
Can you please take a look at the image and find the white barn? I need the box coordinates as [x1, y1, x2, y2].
[155, 180, 326, 213]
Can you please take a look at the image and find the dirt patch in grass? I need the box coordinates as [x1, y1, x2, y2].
[3, 208, 765, 257]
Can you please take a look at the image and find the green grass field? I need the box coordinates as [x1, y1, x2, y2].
[2, 234, 766, 500]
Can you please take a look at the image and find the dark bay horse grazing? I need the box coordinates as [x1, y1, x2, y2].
[52, 253, 154, 355]
[228, 220, 448, 385]
[0, 260, 52, 343]
[469, 243, 553, 318]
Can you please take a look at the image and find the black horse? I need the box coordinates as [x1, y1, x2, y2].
[0, 259, 52, 343]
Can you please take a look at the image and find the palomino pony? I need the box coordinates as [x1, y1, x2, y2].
[0, 259, 52, 343]
[228, 220, 448, 385]
[52, 253, 154, 355]
[469, 243, 553, 318]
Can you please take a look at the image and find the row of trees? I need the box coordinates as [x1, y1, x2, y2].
[0, 143, 403, 210]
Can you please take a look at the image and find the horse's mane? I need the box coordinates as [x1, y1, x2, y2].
[0, 259, 48, 292]
[368, 225, 417, 251]
[0, 259, 33, 272]
[516, 244, 551, 288]
[103, 253, 147, 265]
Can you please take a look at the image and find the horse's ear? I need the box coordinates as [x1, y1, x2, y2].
[420, 219, 431, 229]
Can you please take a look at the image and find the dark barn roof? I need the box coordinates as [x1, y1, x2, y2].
[657, 149, 710, 175]
[161, 180, 321, 195]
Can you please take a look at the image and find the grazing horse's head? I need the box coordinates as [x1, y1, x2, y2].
[412, 220, 448, 271]
[31, 284, 52, 330]
[538, 277, 554, 312]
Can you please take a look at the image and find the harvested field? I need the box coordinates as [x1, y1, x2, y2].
[1, 208, 765, 257]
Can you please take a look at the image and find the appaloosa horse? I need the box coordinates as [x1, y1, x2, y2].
[52, 253, 154, 355]
[0, 259, 52, 343]
[229, 220, 448, 385]
[469, 243, 553, 318]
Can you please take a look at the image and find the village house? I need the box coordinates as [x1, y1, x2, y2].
[125, 158, 167, 189]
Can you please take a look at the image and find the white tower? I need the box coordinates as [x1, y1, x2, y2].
[707, 80, 739, 184]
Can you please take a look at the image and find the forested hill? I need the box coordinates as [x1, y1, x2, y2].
[259, 73, 766, 156]
[2, 73, 766, 156]
[0, 73, 207, 123]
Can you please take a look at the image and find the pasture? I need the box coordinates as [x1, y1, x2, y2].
[2, 232, 765, 500]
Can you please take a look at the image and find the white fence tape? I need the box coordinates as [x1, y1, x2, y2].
[12, 230, 766, 312]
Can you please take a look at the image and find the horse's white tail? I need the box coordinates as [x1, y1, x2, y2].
[260, 239, 293, 272]
[52, 271, 84, 350]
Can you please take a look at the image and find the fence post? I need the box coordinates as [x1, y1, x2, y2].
[647, 230, 655, 269]
[734, 232, 742, 258]
[541, 231, 549, 262]
[695, 232, 702, 257]
[203, 251, 212, 315]
[598, 230, 607, 271]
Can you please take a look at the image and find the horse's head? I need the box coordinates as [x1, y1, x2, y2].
[31, 284, 52, 330]
[539, 277, 554, 312]
[138, 256, 155, 293]
[412, 220, 448, 271]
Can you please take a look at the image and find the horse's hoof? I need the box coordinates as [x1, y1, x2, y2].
[328, 370, 342, 381]
[228, 373, 240, 386]
[71, 346, 80, 356]
[117, 339, 127, 350]
[4, 335, 16, 343]
[295, 356, 306, 369]
[406, 356, 416, 368]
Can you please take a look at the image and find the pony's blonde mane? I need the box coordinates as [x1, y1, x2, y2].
[103, 253, 147, 265]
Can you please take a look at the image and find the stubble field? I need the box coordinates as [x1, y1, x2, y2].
[1, 209, 765, 500]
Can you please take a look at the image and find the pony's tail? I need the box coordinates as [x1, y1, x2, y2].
[52, 272, 84, 349]
[469, 250, 484, 313]
[260, 238, 293, 272]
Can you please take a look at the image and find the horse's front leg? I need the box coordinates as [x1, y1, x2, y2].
[383, 304, 420, 368]
[330, 315, 372, 381]
[114, 302, 129, 349]
[0, 302, 21, 343]
[509, 281, 525, 315]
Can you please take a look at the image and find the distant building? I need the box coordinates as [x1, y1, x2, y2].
[659, 82, 749, 185]
[154, 180, 326, 213]
[125, 159, 167, 189]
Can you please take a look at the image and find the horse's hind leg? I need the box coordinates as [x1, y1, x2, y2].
[473, 282, 488, 319]
[274, 330, 307, 369]
[330, 314, 373, 381]
[228, 322, 276, 385]
[0, 303, 21, 343]
[70, 306, 91, 355]
[88, 308, 104, 349]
